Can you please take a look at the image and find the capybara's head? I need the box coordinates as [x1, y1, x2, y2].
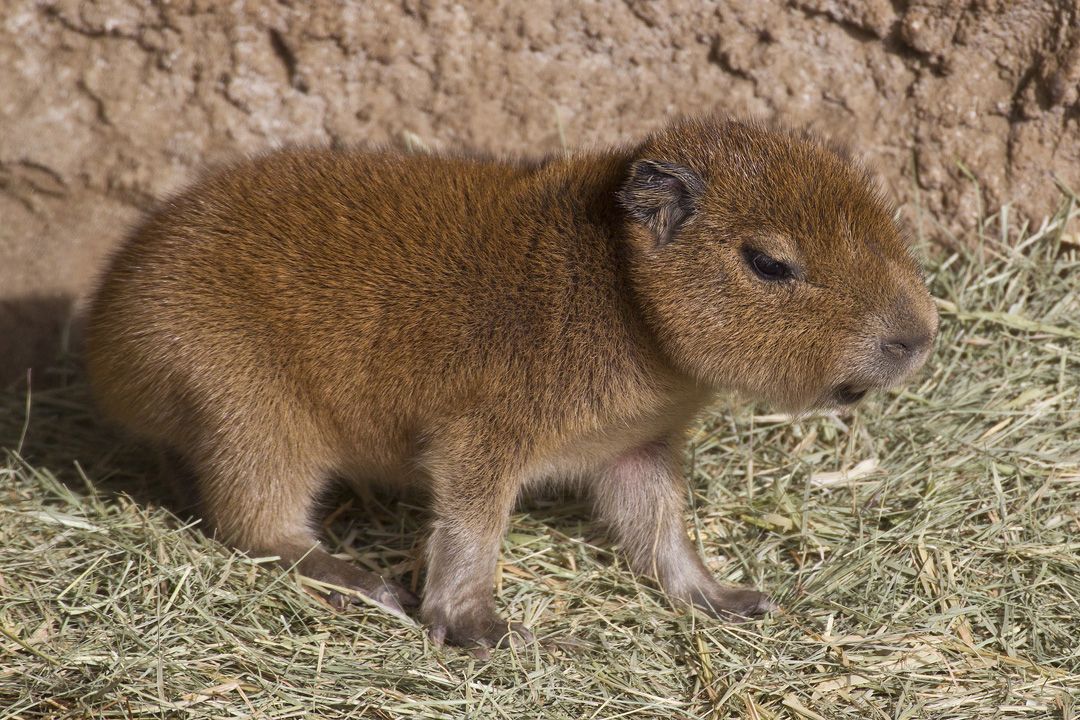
[619, 117, 938, 411]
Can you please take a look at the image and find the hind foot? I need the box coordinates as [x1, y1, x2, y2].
[287, 545, 418, 616]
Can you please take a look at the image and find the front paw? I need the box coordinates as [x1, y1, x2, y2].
[686, 582, 777, 621]
[424, 604, 535, 657]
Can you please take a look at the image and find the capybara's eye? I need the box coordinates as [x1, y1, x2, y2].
[747, 250, 793, 282]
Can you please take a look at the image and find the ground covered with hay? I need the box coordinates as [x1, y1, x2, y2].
[2, 202, 1078, 719]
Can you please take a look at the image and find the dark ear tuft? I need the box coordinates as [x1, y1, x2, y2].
[618, 160, 705, 246]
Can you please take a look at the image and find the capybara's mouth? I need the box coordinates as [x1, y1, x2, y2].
[832, 384, 868, 405]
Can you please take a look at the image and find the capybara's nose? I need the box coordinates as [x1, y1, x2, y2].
[879, 332, 931, 361]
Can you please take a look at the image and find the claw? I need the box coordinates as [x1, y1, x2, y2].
[326, 590, 351, 611]
[469, 646, 492, 661]
[504, 622, 535, 647]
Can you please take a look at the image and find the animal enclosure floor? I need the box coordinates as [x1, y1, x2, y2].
[2, 202, 1078, 719]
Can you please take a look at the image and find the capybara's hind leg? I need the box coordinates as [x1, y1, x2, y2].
[189, 436, 417, 615]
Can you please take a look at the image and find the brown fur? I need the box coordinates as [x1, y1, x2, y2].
[84, 117, 938, 651]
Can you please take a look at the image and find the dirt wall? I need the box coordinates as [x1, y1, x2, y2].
[3, 0, 1078, 384]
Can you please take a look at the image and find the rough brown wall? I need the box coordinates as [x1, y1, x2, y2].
[3, 0, 1078, 384]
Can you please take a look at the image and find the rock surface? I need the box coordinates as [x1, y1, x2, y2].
[3, 0, 1078, 383]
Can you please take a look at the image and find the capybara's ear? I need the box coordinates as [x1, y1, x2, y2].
[618, 159, 705, 247]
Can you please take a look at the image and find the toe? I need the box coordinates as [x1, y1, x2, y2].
[502, 622, 535, 647]
[753, 594, 779, 615]
[369, 587, 408, 617]
[393, 585, 420, 610]
[425, 610, 534, 653]
[733, 589, 777, 618]
[469, 645, 492, 661]
[326, 591, 350, 611]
